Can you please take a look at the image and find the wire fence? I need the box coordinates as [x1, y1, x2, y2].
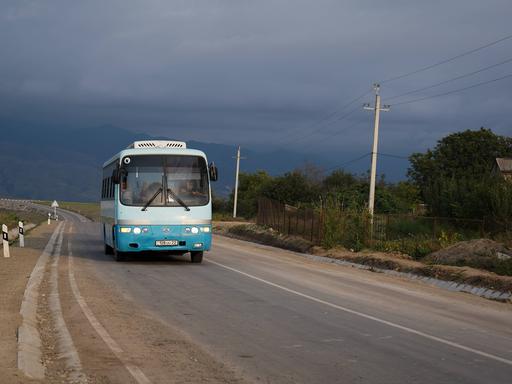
[257, 197, 509, 246]
[257, 197, 324, 244]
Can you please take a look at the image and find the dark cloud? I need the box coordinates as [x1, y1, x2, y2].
[1, 0, 511, 172]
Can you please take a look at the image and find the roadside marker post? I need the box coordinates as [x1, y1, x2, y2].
[51, 200, 59, 221]
[18, 221, 24, 248]
[48, 213, 51, 225]
[2, 224, 10, 258]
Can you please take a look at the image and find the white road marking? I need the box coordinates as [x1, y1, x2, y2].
[18, 222, 63, 379]
[48, 224, 87, 383]
[67, 226, 152, 384]
[207, 259, 512, 367]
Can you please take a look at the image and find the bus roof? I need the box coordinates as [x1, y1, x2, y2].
[102, 146, 208, 168]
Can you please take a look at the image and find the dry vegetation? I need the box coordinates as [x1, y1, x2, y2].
[215, 222, 512, 293]
[36, 200, 100, 222]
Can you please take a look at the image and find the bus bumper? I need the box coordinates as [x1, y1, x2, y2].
[114, 224, 212, 253]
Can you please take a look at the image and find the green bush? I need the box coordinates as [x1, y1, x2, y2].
[384, 217, 432, 238]
[321, 200, 369, 251]
[373, 238, 441, 260]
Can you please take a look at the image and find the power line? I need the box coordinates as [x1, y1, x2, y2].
[392, 73, 512, 106]
[324, 153, 371, 173]
[273, 88, 372, 145]
[381, 32, 512, 84]
[387, 56, 512, 101]
[283, 104, 361, 145]
[378, 152, 409, 160]
[292, 119, 367, 155]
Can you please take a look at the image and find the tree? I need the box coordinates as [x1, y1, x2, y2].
[228, 171, 273, 218]
[262, 171, 321, 206]
[408, 128, 512, 218]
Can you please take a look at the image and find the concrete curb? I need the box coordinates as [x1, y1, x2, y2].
[17, 222, 63, 379]
[217, 233, 512, 302]
[295, 253, 512, 302]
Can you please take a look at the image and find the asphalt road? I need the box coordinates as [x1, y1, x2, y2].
[57, 209, 512, 384]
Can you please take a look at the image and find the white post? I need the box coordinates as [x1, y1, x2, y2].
[368, 92, 381, 218]
[48, 213, 51, 225]
[18, 221, 24, 248]
[54, 206, 57, 220]
[2, 224, 10, 258]
[233, 145, 241, 218]
[364, 84, 390, 221]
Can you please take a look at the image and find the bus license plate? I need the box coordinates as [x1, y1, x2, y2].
[155, 240, 179, 246]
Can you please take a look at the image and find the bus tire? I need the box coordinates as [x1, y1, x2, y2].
[113, 248, 126, 262]
[105, 243, 114, 255]
[190, 251, 203, 263]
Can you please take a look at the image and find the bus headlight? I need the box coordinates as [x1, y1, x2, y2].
[133, 227, 142, 235]
[191, 227, 199, 234]
[200, 227, 210, 233]
[120, 227, 132, 233]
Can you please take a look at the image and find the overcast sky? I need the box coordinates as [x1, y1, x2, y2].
[1, 0, 511, 171]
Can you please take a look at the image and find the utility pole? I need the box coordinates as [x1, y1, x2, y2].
[233, 145, 242, 218]
[364, 84, 390, 221]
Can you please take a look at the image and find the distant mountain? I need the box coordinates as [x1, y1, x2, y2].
[0, 124, 319, 201]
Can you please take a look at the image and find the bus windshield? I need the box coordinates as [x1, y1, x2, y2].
[120, 155, 209, 208]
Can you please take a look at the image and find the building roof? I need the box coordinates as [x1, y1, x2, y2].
[495, 158, 512, 173]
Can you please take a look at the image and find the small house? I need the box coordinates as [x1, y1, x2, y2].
[493, 158, 512, 181]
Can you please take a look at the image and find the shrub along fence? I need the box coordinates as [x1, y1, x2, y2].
[256, 197, 508, 252]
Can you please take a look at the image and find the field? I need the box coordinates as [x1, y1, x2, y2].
[35, 201, 101, 222]
[0, 208, 48, 229]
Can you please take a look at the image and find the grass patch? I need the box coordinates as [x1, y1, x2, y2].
[0, 208, 47, 229]
[35, 200, 100, 222]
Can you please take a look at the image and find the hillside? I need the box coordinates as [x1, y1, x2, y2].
[0, 125, 314, 201]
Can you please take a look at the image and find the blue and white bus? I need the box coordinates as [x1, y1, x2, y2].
[101, 140, 218, 263]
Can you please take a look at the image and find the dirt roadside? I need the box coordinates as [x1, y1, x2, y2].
[52, 222, 246, 384]
[214, 222, 512, 297]
[2, 216, 246, 383]
[0, 221, 58, 384]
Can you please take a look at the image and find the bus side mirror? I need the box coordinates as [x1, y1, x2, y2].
[112, 169, 120, 184]
[209, 162, 218, 182]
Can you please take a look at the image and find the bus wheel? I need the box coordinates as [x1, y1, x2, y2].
[113, 248, 126, 262]
[105, 243, 114, 255]
[190, 251, 203, 263]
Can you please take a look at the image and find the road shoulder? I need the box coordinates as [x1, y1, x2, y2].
[0, 221, 58, 384]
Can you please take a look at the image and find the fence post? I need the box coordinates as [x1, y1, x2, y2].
[287, 208, 291, 235]
[301, 209, 305, 237]
[48, 213, 51, 225]
[282, 203, 286, 234]
[2, 224, 10, 258]
[18, 221, 24, 248]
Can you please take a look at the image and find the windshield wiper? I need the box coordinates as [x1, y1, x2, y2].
[167, 187, 190, 211]
[141, 187, 163, 211]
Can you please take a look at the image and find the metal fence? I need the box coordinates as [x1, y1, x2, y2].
[257, 197, 509, 246]
[257, 197, 323, 244]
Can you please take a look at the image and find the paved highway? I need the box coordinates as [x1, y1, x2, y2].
[50, 209, 512, 383]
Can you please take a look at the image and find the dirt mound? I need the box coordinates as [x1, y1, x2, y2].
[222, 224, 314, 253]
[425, 239, 512, 273]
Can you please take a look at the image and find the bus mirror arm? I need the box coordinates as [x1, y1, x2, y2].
[112, 168, 120, 184]
[209, 162, 218, 182]
[112, 167, 127, 184]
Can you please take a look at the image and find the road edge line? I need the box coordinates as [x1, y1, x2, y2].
[67, 225, 152, 384]
[17, 221, 63, 379]
[207, 258, 512, 367]
[48, 224, 87, 383]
